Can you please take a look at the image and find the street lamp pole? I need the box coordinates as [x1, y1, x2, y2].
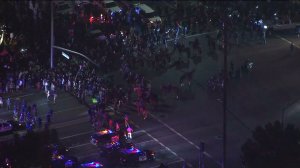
[50, 1, 54, 69]
[222, 17, 228, 168]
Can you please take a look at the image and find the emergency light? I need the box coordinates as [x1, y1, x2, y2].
[62, 52, 70, 59]
[92, 98, 98, 104]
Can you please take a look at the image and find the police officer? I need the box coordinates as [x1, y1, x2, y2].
[290, 42, 294, 56]
[6, 98, 11, 110]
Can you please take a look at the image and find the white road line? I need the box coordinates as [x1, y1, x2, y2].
[40, 106, 86, 117]
[135, 139, 156, 146]
[141, 130, 178, 157]
[61, 127, 143, 142]
[69, 142, 91, 149]
[12, 93, 36, 98]
[37, 96, 75, 106]
[135, 127, 192, 168]
[148, 113, 220, 166]
[149, 113, 199, 149]
[148, 158, 184, 168]
[51, 117, 89, 129]
[3, 93, 36, 99]
[60, 130, 93, 140]
[276, 35, 300, 49]
[167, 30, 217, 42]
[132, 129, 145, 135]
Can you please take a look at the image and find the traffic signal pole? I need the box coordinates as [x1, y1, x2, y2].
[222, 18, 228, 168]
[50, 1, 54, 69]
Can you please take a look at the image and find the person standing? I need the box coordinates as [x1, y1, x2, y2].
[53, 91, 57, 103]
[124, 114, 129, 128]
[0, 97, 3, 108]
[115, 122, 120, 132]
[126, 126, 133, 139]
[6, 97, 11, 111]
[290, 42, 294, 56]
[46, 90, 50, 101]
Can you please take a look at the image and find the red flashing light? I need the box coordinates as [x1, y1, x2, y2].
[89, 16, 94, 23]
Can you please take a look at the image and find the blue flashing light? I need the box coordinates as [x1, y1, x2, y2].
[98, 129, 113, 135]
[81, 161, 103, 167]
[135, 7, 140, 15]
[124, 148, 141, 154]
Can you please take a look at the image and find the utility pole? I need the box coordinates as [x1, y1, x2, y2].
[222, 15, 228, 168]
[199, 141, 205, 168]
[50, 1, 54, 69]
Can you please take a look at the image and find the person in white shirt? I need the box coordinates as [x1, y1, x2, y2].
[126, 126, 133, 139]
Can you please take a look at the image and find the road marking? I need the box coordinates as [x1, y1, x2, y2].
[141, 130, 178, 156]
[51, 117, 89, 129]
[40, 105, 86, 117]
[37, 96, 75, 106]
[132, 129, 145, 135]
[276, 35, 300, 49]
[135, 139, 156, 146]
[69, 142, 91, 149]
[148, 112, 221, 166]
[135, 127, 192, 168]
[60, 130, 93, 140]
[148, 158, 184, 168]
[3, 93, 36, 100]
[167, 30, 217, 42]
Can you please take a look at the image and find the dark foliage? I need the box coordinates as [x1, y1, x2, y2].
[242, 121, 300, 168]
[0, 129, 59, 167]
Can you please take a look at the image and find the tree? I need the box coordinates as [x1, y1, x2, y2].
[241, 121, 300, 168]
[0, 129, 60, 167]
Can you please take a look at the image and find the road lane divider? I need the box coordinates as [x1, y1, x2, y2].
[276, 35, 300, 49]
[134, 125, 192, 168]
[60, 130, 93, 140]
[148, 112, 221, 166]
[69, 142, 91, 149]
[51, 117, 89, 129]
[40, 106, 86, 117]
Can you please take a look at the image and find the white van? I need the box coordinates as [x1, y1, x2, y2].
[134, 3, 162, 24]
[103, 0, 122, 14]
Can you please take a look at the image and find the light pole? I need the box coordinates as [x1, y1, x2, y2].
[50, 2, 99, 69]
[222, 14, 228, 168]
[50, 1, 54, 69]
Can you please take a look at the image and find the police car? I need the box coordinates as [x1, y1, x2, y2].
[0, 120, 13, 135]
[90, 129, 119, 146]
[47, 144, 78, 168]
[80, 161, 104, 168]
[119, 147, 155, 166]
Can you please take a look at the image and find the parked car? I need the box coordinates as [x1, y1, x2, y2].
[0, 120, 13, 135]
[46, 144, 78, 168]
[90, 128, 119, 146]
[119, 147, 155, 166]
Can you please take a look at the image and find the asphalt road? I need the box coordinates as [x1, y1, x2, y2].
[1, 29, 300, 168]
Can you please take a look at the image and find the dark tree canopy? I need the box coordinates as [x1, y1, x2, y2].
[0, 129, 59, 167]
[242, 121, 300, 168]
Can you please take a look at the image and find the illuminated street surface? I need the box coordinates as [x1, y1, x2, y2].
[2, 30, 300, 167]
[2, 1, 300, 168]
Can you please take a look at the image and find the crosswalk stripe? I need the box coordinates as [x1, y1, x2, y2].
[60, 130, 93, 140]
